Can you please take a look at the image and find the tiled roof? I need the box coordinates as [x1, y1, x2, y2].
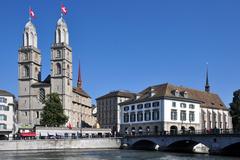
[73, 87, 91, 98]
[0, 90, 14, 97]
[96, 90, 136, 100]
[121, 83, 227, 110]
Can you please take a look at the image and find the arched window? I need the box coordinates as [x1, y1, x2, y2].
[58, 29, 61, 43]
[0, 123, 6, 129]
[23, 66, 30, 77]
[35, 67, 38, 79]
[39, 88, 45, 103]
[31, 32, 34, 47]
[26, 32, 29, 46]
[63, 29, 66, 43]
[23, 53, 28, 61]
[56, 63, 61, 75]
[67, 64, 70, 85]
[56, 50, 61, 58]
[0, 114, 7, 121]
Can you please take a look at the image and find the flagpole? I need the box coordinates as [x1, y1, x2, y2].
[29, 6, 31, 21]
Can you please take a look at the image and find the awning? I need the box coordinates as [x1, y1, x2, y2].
[20, 132, 36, 137]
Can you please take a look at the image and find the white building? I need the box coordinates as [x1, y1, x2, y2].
[120, 83, 232, 135]
[18, 17, 96, 128]
[0, 90, 17, 139]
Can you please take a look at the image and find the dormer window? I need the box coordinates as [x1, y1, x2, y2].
[174, 89, 180, 97]
[183, 91, 188, 98]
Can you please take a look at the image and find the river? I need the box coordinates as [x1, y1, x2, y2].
[0, 149, 238, 160]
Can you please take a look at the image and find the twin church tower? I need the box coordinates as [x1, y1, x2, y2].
[18, 17, 97, 128]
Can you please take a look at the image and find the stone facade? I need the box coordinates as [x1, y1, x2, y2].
[18, 18, 96, 128]
[96, 91, 135, 133]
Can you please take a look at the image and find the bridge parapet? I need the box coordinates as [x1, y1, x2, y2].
[122, 131, 240, 156]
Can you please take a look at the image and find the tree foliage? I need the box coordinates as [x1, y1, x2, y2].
[230, 89, 240, 131]
[40, 93, 68, 127]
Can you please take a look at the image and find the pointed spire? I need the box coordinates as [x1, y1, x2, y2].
[205, 63, 210, 92]
[77, 61, 82, 89]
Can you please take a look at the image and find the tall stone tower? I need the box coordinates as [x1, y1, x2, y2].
[18, 20, 41, 126]
[50, 17, 73, 117]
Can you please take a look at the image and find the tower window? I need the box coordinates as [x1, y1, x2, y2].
[58, 29, 61, 43]
[56, 50, 61, 58]
[23, 66, 30, 77]
[56, 63, 61, 75]
[23, 53, 28, 61]
[39, 88, 45, 103]
[31, 32, 34, 47]
[26, 32, 29, 46]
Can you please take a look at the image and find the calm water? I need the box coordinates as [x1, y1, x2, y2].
[0, 149, 238, 160]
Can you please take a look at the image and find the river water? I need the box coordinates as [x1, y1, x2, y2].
[0, 149, 238, 160]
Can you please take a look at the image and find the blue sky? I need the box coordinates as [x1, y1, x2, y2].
[0, 0, 239, 105]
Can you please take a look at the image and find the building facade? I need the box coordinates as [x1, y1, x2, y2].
[96, 91, 135, 133]
[0, 90, 17, 139]
[18, 17, 96, 128]
[120, 83, 232, 135]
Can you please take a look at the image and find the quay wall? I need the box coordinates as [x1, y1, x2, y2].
[0, 138, 121, 151]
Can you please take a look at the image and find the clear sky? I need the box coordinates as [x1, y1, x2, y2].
[0, 0, 239, 105]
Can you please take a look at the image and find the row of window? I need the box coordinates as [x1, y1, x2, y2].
[0, 105, 9, 111]
[172, 102, 195, 109]
[171, 109, 195, 122]
[0, 97, 7, 103]
[123, 101, 160, 111]
[123, 109, 160, 123]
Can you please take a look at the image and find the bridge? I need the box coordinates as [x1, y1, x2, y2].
[121, 130, 240, 156]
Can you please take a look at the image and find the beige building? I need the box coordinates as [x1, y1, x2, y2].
[18, 17, 96, 128]
[120, 82, 232, 135]
[96, 91, 135, 133]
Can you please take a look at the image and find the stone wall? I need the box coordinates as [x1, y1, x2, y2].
[0, 138, 121, 151]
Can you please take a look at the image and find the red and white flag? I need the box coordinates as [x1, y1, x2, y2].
[29, 8, 35, 18]
[61, 4, 68, 15]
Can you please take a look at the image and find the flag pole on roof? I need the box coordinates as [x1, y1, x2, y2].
[29, 6, 36, 21]
[61, 4, 68, 17]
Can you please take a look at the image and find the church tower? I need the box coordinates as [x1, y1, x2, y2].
[18, 20, 42, 126]
[50, 17, 73, 115]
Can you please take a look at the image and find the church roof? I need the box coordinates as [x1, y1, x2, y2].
[31, 75, 51, 87]
[25, 21, 36, 30]
[120, 83, 227, 110]
[73, 87, 91, 98]
[57, 17, 67, 28]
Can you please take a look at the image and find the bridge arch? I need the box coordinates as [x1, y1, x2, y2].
[166, 140, 209, 153]
[132, 139, 159, 150]
[221, 142, 240, 156]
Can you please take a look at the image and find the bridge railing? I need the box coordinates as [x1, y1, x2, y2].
[122, 128, 237, 137]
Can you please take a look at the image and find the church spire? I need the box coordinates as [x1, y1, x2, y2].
[205, 63, 210, 92]
[77, 61, 82, 89]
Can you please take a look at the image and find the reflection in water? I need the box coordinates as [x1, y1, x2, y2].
[0, 149, 238, 160]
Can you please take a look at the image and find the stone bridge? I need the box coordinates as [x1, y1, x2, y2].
[122, 134, 240, 156]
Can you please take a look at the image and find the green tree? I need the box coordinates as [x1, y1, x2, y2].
[40, 93, 68, 127]
[230, 89, 240, 132]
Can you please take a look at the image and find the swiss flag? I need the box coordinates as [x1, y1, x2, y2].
[29, 8, 35, 18]
[61, 4, 68, 15]
[67, 122, 72, 129]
